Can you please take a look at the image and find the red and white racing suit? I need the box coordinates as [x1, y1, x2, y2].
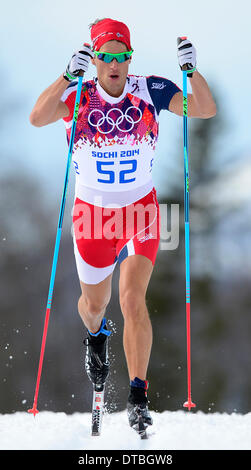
[61, 74, 181, 284]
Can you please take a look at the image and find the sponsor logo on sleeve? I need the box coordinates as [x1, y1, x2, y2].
[151, 82, 166, 90]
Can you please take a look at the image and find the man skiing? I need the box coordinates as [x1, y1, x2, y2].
[30, 18, 216, 434]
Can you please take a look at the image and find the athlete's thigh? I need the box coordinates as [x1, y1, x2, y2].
[80, 272, 113, 307]
[119, 254, 154, 298]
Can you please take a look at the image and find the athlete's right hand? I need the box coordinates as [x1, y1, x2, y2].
[63, 43, 94, 82]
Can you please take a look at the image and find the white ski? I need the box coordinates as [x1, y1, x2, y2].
[91, 386, 105, 436]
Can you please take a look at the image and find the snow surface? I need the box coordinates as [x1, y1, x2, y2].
[0, 410, 251, 450]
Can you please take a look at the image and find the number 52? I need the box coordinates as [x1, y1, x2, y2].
[96, 159, 137, 184]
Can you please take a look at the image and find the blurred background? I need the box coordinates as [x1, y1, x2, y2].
[0, 0, 250, 416]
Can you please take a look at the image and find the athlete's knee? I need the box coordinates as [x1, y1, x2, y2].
[78, 293, 108, 317]
[119, 289, 147, 320]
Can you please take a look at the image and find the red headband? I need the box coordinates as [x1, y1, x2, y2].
[91, 18, 132, 51]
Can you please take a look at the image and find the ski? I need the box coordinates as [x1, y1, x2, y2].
[132, 416, 148, 439]
[127, 404, 152, 440]
[91, 385, 105, 436]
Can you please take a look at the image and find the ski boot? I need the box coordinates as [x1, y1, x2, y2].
[84, 317, 111, 391]
[84, 318, 111, 436]
[127, 377, 153, 438]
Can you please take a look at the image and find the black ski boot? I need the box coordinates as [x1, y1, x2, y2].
[127, 377, 153, 437]
[84, 318, 111, 391]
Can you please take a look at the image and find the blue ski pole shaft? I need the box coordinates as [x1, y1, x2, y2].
[28, 75, 83, 416]
[48, 75, 83, 305]
[182, 69, 195, 410]
[177, 36, 196, 410]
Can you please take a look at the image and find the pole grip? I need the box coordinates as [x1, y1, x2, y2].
[177, 36, 187, 45]
[177, 36, 194, 77]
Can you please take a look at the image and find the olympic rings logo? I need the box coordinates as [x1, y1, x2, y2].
[88, 107, 142, 134]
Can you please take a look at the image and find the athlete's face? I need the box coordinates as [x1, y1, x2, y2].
[92, 40, 132, 98]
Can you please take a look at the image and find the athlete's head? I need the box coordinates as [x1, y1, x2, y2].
[90, 18, 132, 98]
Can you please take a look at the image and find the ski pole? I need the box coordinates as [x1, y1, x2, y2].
[28, 73, 83, 417]
[177, 36, 196, 411]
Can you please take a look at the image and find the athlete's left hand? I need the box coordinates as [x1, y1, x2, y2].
[177, 38, 197, 75]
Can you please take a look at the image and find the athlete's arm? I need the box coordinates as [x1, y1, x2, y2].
[171, 38, 216, 118]
[30, 44, 94, 127]
[168, 71, 217, 118]
[29, 74, 70, 127]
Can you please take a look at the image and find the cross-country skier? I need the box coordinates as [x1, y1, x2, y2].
[30, 18, 216, 433]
